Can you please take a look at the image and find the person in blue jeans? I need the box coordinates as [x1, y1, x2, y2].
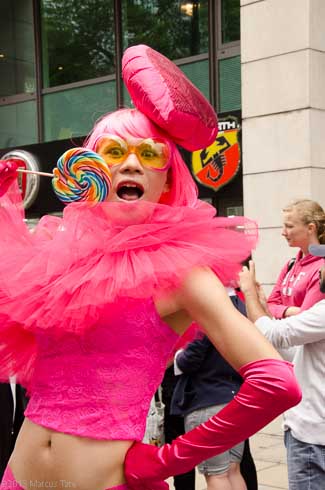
[240, 249, 325, 490]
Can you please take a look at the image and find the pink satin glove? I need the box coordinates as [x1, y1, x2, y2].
[125, 359, 301, 488]
[0, 160, 19, 197]
[127, 481, 168, 490]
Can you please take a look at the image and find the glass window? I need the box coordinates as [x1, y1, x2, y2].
[123, 58, 210, 107]
[43, 80, 116, 142]
[0, 0, 36, 97]
[41, 0, 115, 88]
[0, 101, 37, 148]
[221, 0, 240, 44]
[123, 84, 132, 108]
[122, 1, 209, 59]
[180, 59, 209, 100]
[219, 56, 241, 112]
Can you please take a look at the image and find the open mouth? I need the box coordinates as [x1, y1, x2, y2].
[116, 182, 144, 201]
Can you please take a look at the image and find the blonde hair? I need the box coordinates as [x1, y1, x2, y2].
[283, 199, 325, 244]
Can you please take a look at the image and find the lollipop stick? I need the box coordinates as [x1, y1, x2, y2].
[17, 168, 54, 178]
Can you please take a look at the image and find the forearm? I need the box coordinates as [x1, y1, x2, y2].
[283, 306, 301, 317]
[239, 262, 273, 322]
[267, 302, 287, 319]
[244, 288, 271, 323]
[125, 358, 301, 487]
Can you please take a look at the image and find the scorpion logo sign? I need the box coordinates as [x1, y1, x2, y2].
[191, 117, 240, 191]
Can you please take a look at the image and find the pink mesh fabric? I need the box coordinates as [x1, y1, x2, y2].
[0, 200, 258, 337]
[25, 298, 178, 440]
[0, 195, 258, 389]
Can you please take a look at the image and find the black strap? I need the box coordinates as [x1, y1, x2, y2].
[287, 258, 296, 272]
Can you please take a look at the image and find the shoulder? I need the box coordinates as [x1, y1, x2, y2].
[179, 267, 227, 300]
[156, 268, 231, 333]
[299, 254, 323, 270]
[155, 268, 219, 311]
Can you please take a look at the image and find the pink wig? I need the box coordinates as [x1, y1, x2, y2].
[84, 108, 198, 207]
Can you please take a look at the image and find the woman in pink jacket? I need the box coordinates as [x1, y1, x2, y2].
[268, 199, 325, 318]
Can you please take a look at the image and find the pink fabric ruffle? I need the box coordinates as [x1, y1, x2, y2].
[0, 201, 257, 333]
[0, 189, 257, 385]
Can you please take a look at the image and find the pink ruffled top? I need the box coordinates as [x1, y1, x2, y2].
[0, 183, 258, 439]
[25, 298, 178, 440]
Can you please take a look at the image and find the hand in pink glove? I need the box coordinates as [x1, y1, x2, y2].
[0, 159, 19, 197]
[125, 359, 301, 489]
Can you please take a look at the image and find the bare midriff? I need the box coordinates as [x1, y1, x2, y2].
[9, 419, 133, 490]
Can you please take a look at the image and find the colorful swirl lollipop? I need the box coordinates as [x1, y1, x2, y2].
[52, 148, 112, 204]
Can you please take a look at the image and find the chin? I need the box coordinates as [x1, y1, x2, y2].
[108, 194, 145, 203]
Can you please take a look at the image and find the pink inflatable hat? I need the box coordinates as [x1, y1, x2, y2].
[122, 44, 218, 151]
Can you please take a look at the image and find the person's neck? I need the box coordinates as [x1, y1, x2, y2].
[301, 239, 319, 257]
[301, 247, 308, 257]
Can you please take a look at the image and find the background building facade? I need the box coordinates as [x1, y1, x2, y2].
[0, 0, 242, 216]
[1, 0, 324, 291]
[241, 0, 325, 294]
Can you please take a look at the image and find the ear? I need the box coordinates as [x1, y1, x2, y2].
[163, 169, 172, 193]
[159, 170, 172, 204]
[308, 222, 317, 235]
[163, 182, 170, 194]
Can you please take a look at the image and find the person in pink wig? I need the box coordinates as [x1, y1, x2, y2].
[0, 45, 301, 490]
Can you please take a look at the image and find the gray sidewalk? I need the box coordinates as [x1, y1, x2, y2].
[167, 416, 288, 490]
[249, 417, 288, 490]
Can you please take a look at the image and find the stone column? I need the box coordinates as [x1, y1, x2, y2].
[241, 0, 325, 292]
